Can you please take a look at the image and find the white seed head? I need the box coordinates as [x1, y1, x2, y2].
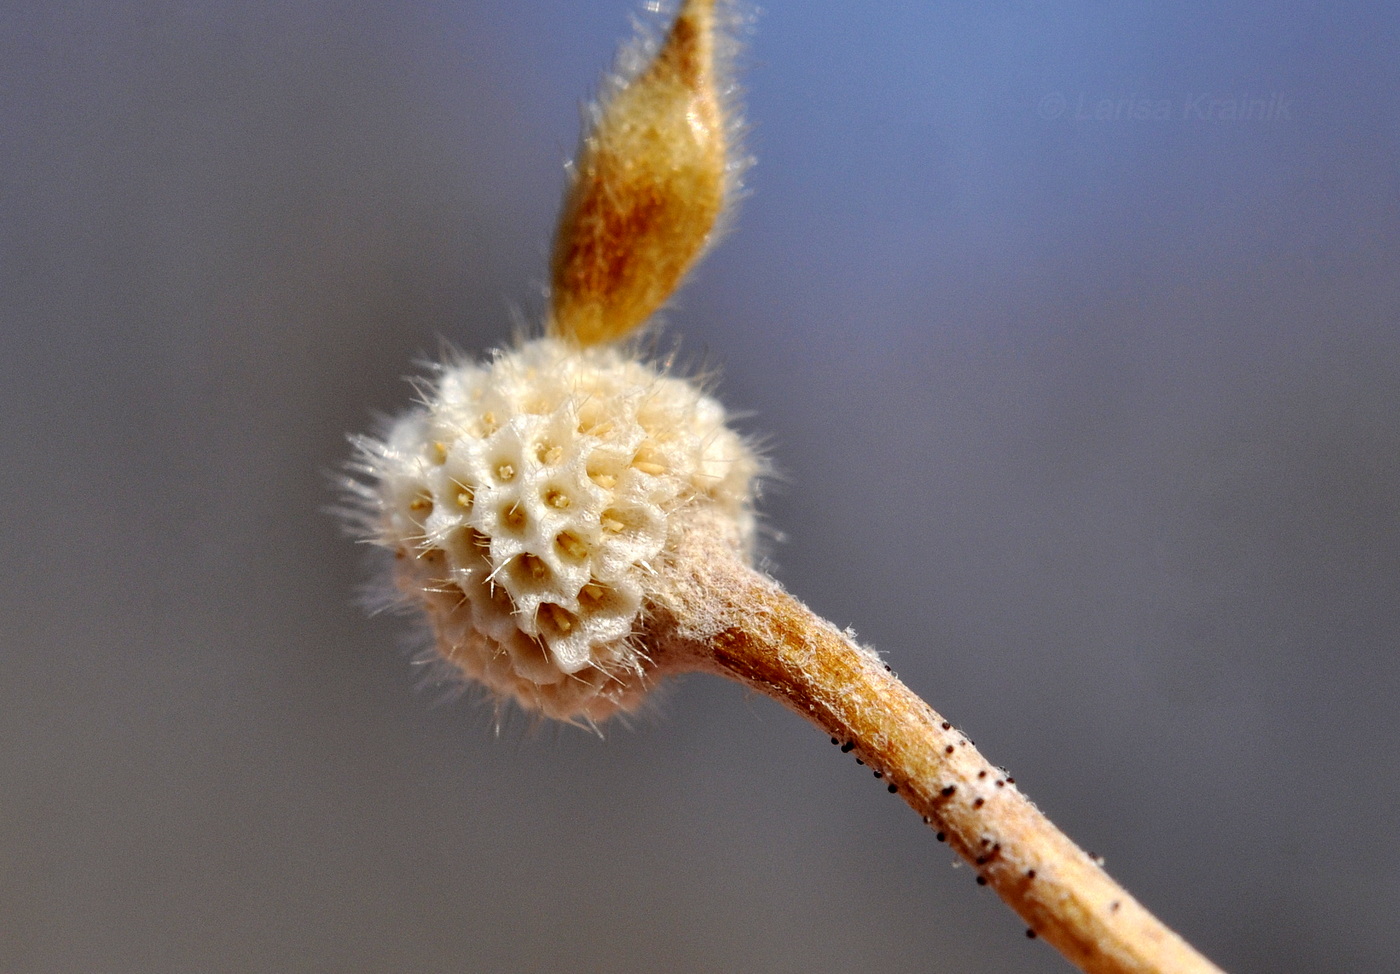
[349, 337, 759, 722]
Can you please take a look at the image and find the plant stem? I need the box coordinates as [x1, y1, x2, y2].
[647, 528, 1226, 974]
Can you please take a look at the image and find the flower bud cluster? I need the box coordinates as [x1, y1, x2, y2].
[351, 337, 758, 721]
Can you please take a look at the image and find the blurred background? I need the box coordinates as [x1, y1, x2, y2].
[3, 1, 1398, 971]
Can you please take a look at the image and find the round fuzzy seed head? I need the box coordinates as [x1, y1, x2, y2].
[349, 337, 759, 722]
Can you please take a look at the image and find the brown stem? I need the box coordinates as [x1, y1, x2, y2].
[647, 531, 1226, 974]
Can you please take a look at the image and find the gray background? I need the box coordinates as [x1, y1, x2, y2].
[4, 1, 1398, 971]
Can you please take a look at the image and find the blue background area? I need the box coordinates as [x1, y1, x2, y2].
[3, 2, 1398, 971]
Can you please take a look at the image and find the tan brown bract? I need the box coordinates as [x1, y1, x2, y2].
[550, 0, 729, 346]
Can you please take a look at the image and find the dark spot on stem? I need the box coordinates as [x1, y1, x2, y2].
[936, 832, 947, 842]
[873, 770, 882, 778]
[840, 741, 855, 753]
[973, 797, 985, 809]
[1026, 928, 1037, 939]
[945, 745, 955, 754]
[1026, 869, 1037, 880]
[941, 721, 951, 730]
[887, 783, 898, 794]
[978, 770, 987, 779]
[976, 876, 988, 886]
[941, 785, 956, 797]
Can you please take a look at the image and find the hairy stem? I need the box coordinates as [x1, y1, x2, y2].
[648, 532, 1225, 974]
